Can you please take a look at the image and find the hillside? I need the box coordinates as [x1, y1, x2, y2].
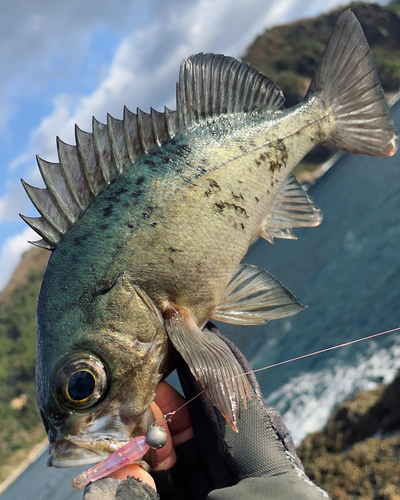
[242, 1, 400, 176]
[298, 371, 400, 499]
[0, 249, 49, 483]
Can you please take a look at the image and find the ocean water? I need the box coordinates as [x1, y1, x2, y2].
[2, 102, 399, 499]
[219, 99, 400, 443]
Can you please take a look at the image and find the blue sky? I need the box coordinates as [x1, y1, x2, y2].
[0, 0, 385, 288]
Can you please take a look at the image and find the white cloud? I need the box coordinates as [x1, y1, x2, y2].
[2, 0, 387, 277]
[0, 227, 37, 290]
[0, 0, 146, 131]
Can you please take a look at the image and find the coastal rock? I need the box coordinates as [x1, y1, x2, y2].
[297, 371, 400, 499]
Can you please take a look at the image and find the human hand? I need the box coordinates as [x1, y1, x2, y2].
[84, 323, 330, 499]
[83, 381, 194, 499]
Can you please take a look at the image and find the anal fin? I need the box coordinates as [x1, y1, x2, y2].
[212, 264, 306, 325]
[164, 304, 250, 431]
[261, 175, 322, 243]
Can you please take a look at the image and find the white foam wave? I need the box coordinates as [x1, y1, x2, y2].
[265, 339, 400, 444]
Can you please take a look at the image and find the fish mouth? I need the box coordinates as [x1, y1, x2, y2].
[48, 437, 129, 468]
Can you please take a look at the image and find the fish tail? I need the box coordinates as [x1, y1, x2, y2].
[308, 10, 398, 157]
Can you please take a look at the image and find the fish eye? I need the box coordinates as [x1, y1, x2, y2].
[54, 354, 108, 410]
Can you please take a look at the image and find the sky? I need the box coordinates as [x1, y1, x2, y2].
[0, 0, 385, 289]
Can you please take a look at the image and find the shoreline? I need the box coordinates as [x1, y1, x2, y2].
[0, 439, 48, 496]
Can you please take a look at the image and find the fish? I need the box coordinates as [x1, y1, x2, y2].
[21, 10, 397, 470]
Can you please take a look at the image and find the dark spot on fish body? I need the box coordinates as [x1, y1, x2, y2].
[142, 212, 149, 219]
[102, 205, 113, 217]
[169, 257, 175, 264]
[136, 176, 145, 185]
[146, 159, 157, 170]
[270, 161, 282, 173]
[100, 224, 109, 231]
[214, 201, 225, 212]
[127, 223, 135, 229]
[259, 153, 266, 162]
[214, 201, 249, 218]
[275, 139, 288, 163]
[204, 179, 221, 197]
[239, 145, 247, 154]
[255, 160, 262, 167]
[241, 223, 245, 230]
[231, 191, 244, 201]
[255, 196, 259, 202]
[73, 234, 89, 246]
[168, 138, 192, 158]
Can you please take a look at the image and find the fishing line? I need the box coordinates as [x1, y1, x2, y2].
[155, 325, 400, 426]
[72, 325, 400, 488]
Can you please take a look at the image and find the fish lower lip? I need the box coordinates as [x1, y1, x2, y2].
[49, 455, 109, 468]
[48, 438, 115, 468]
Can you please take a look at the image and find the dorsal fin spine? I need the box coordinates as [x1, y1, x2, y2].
[123, 107, 144, 162]
[21, 181, 69, 234]
[56, 137, 90, 210]
[107, 114, 128, 174]
[92, 118, 113, 184]
[20, 215, 60, 246]
[75, 125, 103, 196]
[137, 109, 149, 153]
[30, 239, 54, 250]
[37, 156, 78, 224]
[150, 108, 161, 146]
[164, 107, 178, 137]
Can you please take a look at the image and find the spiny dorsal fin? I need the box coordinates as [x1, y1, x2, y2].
[177, 53, 285, 129]
[212, 264, 306, 325]
[21, 53, 281, 249]
[260, 175, 323, 244]
[21, 106, 179, 249]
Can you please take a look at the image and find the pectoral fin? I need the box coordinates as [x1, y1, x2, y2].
[164, 304, 250, 431]
[211, 264, 306, 325]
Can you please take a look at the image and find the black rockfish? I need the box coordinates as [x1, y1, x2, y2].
[21, 11, 397, 469]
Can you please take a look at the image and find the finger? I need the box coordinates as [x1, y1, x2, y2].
[109, 463, 156, 491]
[154, 381, 194, 447]
[150, 400, 177, 471]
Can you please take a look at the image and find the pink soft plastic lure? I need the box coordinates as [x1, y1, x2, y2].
[71, 436, 149, 490]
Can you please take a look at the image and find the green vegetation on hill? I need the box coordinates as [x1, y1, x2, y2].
[0, 250, 48, 483]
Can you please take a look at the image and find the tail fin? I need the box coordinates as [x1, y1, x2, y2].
[308, 10, 398, 157]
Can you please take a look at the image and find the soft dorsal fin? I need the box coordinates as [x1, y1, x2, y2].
[260, 175, 323, 244]
[21, 53, 284, 249]
[177, 53, 284, 128]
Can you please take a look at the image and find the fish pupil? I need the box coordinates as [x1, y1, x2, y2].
[68, 371, 95, 401]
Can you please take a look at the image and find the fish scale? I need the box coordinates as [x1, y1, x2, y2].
[22, 10, 398, 471]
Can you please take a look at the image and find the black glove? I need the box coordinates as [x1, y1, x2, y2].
[84, 323, 329, 500]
